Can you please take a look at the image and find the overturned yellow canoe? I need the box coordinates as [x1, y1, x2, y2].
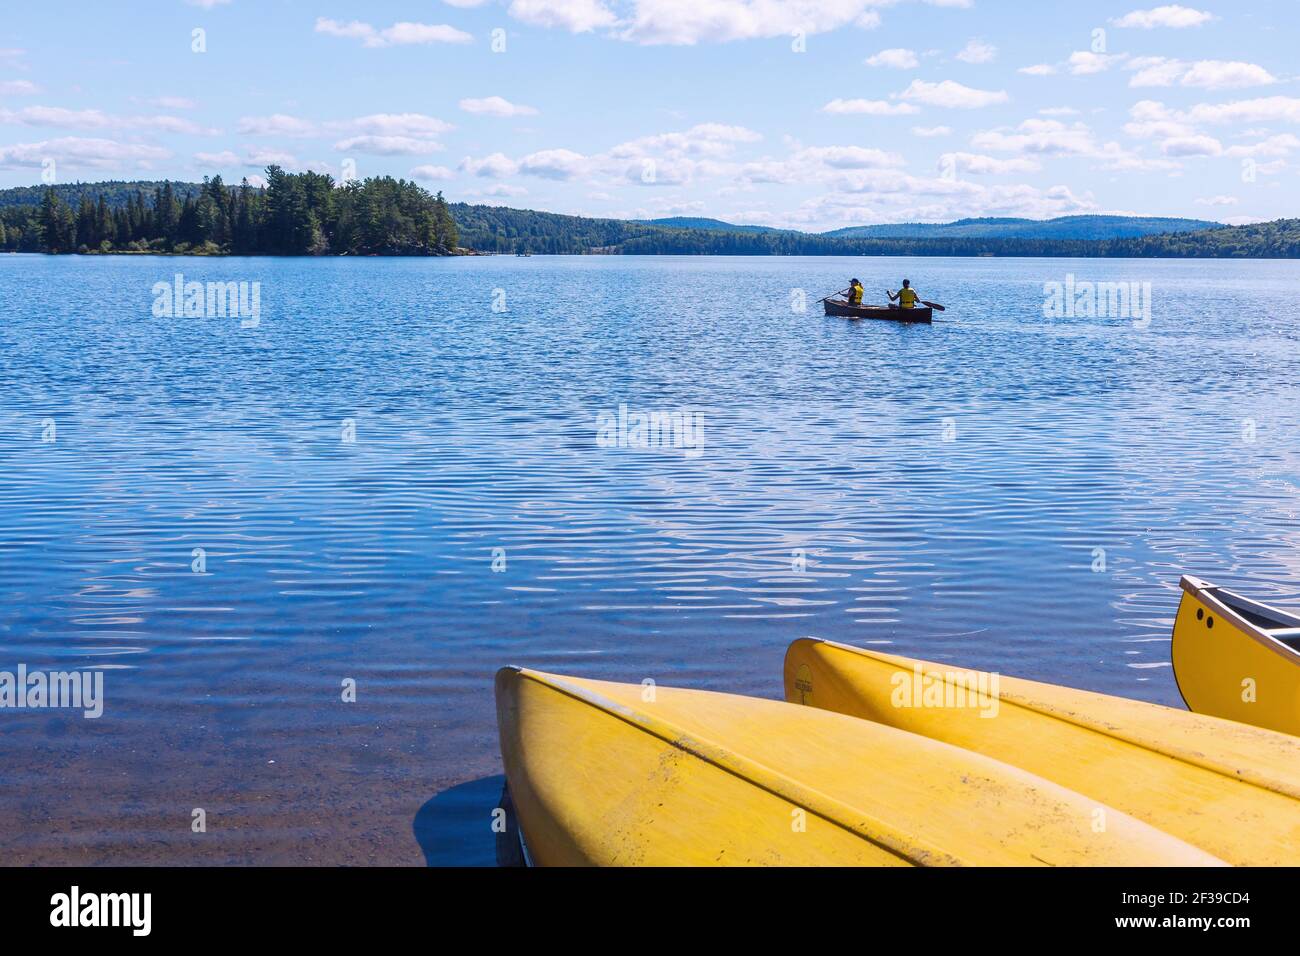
[496, 666, 1223, 866]
[1173, 574, 1300, 737]
[784, 638, 1300, 866]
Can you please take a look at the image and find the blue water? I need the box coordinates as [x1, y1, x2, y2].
[2, 253, 1300, 864]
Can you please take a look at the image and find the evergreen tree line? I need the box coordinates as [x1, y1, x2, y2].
[0, 166, 458, 255]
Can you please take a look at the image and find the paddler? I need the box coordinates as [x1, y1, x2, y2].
[887, 279, 920, 309]
[847, 278, 864, 305]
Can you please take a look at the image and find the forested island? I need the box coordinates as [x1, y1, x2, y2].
[2, 171, 1299, 258]
[0, 167, 458, 256]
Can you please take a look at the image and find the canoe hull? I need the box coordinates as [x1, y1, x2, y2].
[1172, 574, 1300, 737]
[824, 299, 932, 323]
[783, 638, 1300, 866]
[496, 666, 1222, 866]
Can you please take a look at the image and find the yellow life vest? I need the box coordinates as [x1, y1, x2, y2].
[899, 287, 918, 308]
[849, 284, 863, 304]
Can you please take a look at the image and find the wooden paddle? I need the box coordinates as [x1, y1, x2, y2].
[921, 300, 946, 311]
[819, 288, 851, 303]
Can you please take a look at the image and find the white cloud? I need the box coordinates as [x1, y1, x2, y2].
[0, 136, 170, 170]
[1181, 60, 1277, 90]
[342, 113, 454, 136]
[507, 0, 619, 33]
[314, 17, 473, 47]
[1112, 5, 1214, 28]
[912, 125, 951, 137]
[941, 151, 1039, 174]
[506, 1, 947, 46]
[793, 175, 1100, 228]
[1161, 134, 1222, 156]
[972, 118, 1102, 156]
[459, 96, 539, 117]
[519, 147, 589, 179]
[194, 150, 241, 166]
[822, 98, 919, 116]
[1186, 96, 1300, 125]
[1068, 51, 1121, 75]
[1195, 195, 1238, 206]
[187, 0, 232, 7]
[898, 79, 1008, 109]
[460, 152, 521, 177]
[955, 38, 996, 64]
[0, 80, 39, 95]
[238, 114, 316, 136]
[1018, 64, 1057, 76]
[411, 164, 456, 180]
[1223, 133, 1300, 157]
[476, 183, 530, 198]
[866, 48, 918, 69]
[333, 135, 446, 155]
[969, 116, 1176, 171]
[1129, 57, 1277, 90]
[609, 122, 762, 158]
[0, 105, 215, 135]
[245, 147, 298, 166]
[793, 145, 905, 169]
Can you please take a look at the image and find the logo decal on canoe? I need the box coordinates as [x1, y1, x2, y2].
[794, 664, 813, 706]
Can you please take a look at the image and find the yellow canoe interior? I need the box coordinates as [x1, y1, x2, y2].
[1173, 574, 1300, 737]
[496, 666, 1224, 866]
[783, 637, 1300, 866]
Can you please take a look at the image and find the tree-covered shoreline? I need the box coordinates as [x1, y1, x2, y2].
[0, 167, 459, 256]
[3, 174, 1299, 258]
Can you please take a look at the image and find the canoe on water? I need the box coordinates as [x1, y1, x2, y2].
[495, 665, 1222, 866]
[783, 638, 1300, 866]
[1173, 574, 1300, 737]
[824, 299, 933, 323]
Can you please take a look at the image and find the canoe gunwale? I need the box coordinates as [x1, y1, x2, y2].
[1179, 575, 1300, 662]
[502, 666, 964, 866]
[794, 638, 1300, 802]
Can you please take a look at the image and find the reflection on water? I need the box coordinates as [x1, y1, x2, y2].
[2, 253, 1300, 863]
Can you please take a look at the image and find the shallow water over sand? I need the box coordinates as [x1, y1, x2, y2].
[2, 253, 1299, 864]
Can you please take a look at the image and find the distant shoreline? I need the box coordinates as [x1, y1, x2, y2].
[3, 176, 1296, 259]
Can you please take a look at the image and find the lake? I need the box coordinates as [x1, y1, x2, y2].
[2, 253, 1299, 865]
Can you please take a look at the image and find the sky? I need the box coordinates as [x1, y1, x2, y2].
[1, 0, 1296, 230]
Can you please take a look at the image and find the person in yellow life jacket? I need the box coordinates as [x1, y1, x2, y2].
[848, 278, 864, 305]
[888, 279, 920, 309]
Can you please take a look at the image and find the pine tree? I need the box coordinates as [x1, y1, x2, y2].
[96, 195, 115, 248]
[39, 188, 73, 253]
[76, 194, 96, 249]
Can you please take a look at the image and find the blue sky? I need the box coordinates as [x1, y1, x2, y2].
[1, 0, 1296, 229]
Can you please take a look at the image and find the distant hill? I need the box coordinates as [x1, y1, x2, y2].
[0, 180, 207, 209]
[826, 215, 1219, 241]
[633, 217, 788, 235]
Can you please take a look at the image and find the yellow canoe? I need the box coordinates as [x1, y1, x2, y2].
[496, 666, 1224, 866]
[784, 638, 1300, 866]
[1173, 574, 1300, 737]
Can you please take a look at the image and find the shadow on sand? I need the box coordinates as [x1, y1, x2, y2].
[413, 774, 525, 867]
